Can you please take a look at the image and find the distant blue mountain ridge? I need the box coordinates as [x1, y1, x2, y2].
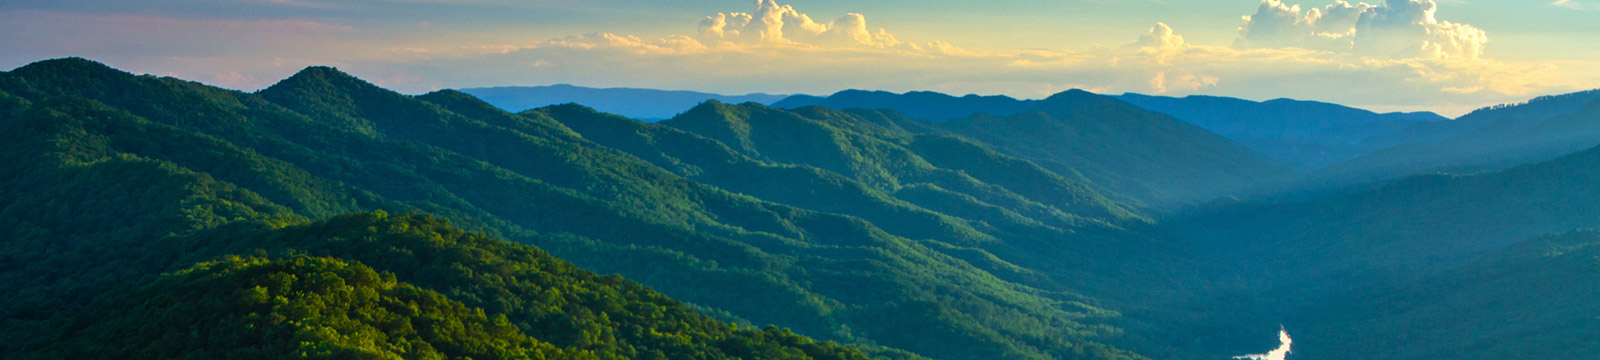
[774, 89, 1450, 169]
[463, 84, 1600, 174]
[459, 84, 789, 121]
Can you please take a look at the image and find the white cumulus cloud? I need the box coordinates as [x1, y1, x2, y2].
[697, 0, 903, 48]
[1131, 22, 1191, 65]
[1236, 0, 1488, 59]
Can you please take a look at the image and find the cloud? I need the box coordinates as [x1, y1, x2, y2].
[1148, 71, 1220, 94]
[1552, 0, 1599, 10]
[697, 0, 904, 49]
[1235, 0, 1488, 59]
[1131, 22, 1190, 65]
[8, 0, 1591, 118]
[1133, 22, 1188, 51]
[542, 33, 707, 55]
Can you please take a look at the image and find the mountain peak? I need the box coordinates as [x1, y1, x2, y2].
[8, 57, 134, 87]
[10, 57, 117, 75]
[1037, 89, 1130, 113]
[1041, 89, 1099, 102]
[277, 66, 364, 87]
[261, 65, 387, 102]
[534, 102, 605, 117]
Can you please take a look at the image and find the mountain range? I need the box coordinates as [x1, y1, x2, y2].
[5, 57, 1600, 360]
[1113, 93, 1449, 169]
[459, 84, 788, 120]
[1318, 89, 1600, 184]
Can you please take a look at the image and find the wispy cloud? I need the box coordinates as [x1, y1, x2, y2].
[1552, 0, 1598, 10]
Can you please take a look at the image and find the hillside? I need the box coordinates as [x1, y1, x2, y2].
[1114, 93, 1447, 169]
[772, 89, 1292, 208]
[1321, 89, 1600, 184]
[0, 58, 1146, 360]
[0, 74, 882, 358]
[460, 84, 788, 120]
[937, 90, 1291, 209]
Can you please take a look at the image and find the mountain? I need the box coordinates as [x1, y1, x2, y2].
[0, 58, 1147, 360]
[459, 84, 788, 120]
[547, 97, 1227, 359]
[1114, 93, 1448, 169]
[773, 89, 1294, 208]
[12, 56, 1598, 360]
[772, 90, 1033, 122]
[1320, 88, 1600, 184]
[935, 90, 1292, 209]
[0, 65, 879, 358]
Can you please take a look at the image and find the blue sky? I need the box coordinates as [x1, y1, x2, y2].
[4, 0, 1598, 116]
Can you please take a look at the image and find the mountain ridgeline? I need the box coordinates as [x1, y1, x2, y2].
[460, 84, 788, 120]
[0, 58, 1151, 360]
[5, 57, 1600, 360]
[1318, 88, 1600, 185]
[773, 89, 1455, 172]
[1113, 93, 1448, 169]
[775, 89, 1293, 208]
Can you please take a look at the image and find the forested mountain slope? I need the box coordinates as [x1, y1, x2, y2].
[536, 100, 1208, 328]
[937, 90, 1290, 208]
[0, 85, 879, 359]
[0, 58, 1146, 360]
[773, 89, 1292, 208]
[1320, 89, 1600, 184]
[1114, 93, 1447, 169]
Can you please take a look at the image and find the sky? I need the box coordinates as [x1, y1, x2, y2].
[3, 0, 1599, 116]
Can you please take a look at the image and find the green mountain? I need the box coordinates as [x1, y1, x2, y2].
[936, 90, 1291, 209]
[1319, 89, 1600, 185]
[13, 56, 1597, 360]
[529, 101, 1212, 345]
[771, 89, 1295, 209]
[650, 99, 1139, 226]
[1114, 93, 1447, 170]
[0, 80, 877, 358]
[0, 58, 1145, 360]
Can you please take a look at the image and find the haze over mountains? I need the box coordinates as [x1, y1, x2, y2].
[483, 85, 1482, 172]
[5, 57, 1600, 360]
[460, 84, 789, 121]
